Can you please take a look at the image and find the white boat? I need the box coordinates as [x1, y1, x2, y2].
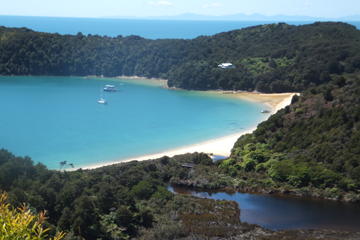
[98, 97, 107, 104]
[98, 88, 107, 104]
[103, 84, 117, 92]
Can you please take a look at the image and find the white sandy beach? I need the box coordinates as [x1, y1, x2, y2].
[83, 77, 297, 170]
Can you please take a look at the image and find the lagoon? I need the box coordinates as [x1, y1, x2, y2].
[170, 186, 360, 231]
[0, 76, 266, 169]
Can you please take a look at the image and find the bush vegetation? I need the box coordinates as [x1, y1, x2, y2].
[0, 192, 65, 240]
[1, 22, 360, 92]
[0, 150, 220, 239]
[220, 74, 360, 200]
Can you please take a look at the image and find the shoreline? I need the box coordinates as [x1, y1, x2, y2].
[81, 76, 297, 170]
[82, 127, 257, 170]
[114, 75, 169, 88]
[111, 76, 295, 113]
[111, 75, 296, 114]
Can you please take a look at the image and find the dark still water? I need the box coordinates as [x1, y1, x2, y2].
[170, 186, 360, 231]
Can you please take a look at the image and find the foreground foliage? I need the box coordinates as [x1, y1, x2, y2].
[0, 192, 65, 240]
[0, 150, 213, 239]
[1, 150, 359, 240]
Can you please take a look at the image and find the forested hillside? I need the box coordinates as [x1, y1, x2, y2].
[1, 150, 360, 240]
[0, 149, 215, 239]
[1, 22, 360, 92]
[219, 74, 360, 200]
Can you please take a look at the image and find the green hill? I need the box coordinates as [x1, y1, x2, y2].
[1, 150, 359, 239]
[220, 74, 360, 200]
[1, 22, 360, 92]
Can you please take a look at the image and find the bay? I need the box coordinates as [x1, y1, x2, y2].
[0, 76, 265, 169]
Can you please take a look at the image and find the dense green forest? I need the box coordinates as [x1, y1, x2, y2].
[218, 74, 360, 201]
[2, 150, 360, 240]
[1, 22, 360, 92]
[0, 149, 215, 239]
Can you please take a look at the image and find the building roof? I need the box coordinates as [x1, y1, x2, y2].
[218, 63, 235, 68]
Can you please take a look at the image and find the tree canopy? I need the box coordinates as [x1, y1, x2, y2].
[1, 22, 360, 92]
[222, 74, 360, 198]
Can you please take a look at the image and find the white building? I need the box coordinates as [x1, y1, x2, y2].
[218, 63, 235, 69]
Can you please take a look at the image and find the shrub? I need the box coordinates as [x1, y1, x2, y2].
[130, 181, 155, 200]
[0, 192, 65, 240]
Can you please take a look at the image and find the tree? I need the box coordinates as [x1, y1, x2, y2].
[0, 192, 65, 240]
[100, 212, 130, 240]
[130, 180, 154, 200]
[323, 89, 334, 101]
[59, 161, 67, 170]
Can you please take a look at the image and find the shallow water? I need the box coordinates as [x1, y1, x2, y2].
[0, 76, 266, 169]
[170, 186, 360, 231]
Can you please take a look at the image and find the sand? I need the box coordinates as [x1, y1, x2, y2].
[81, 77, 297, 170]
[115, 76, 168, 88]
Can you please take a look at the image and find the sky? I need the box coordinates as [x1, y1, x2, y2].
[0, 0, 359, 19]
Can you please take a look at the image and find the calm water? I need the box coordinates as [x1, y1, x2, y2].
[1, 16, 359, 39]
[0, 76, 265, 169]
[170, 186, 360, 231]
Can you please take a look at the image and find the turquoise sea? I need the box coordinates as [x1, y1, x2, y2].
[0, 76, 266, 169]
[1, 15, 359, 39]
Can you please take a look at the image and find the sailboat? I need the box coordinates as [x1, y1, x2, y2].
[98, 97, 107, 104]
[97, 88, 107, 104]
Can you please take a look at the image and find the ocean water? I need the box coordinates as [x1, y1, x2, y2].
[0, 76, 266, 169]
[0, 15, 359, 39]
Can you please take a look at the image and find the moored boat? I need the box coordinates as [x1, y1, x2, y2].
[103, 84, 117, 92]
[97, 97, 107, 104]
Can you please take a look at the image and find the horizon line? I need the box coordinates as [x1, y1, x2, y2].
[0, 13, 360, 21]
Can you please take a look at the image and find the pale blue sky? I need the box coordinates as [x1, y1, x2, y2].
[0, 0, 359, 18]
